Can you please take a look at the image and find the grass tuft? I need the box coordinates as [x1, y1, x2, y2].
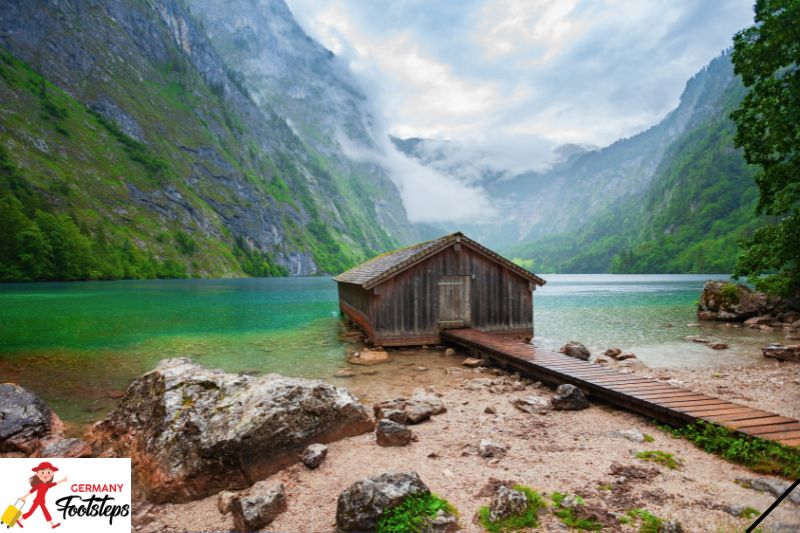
[660, 420, 800, 478]
[377, 492, 457, 533]
[550, 492, 602, 531]
[478, 485, 546, 532]
[643, 433, 655, 443]
[636, 450, 681, 469]
[626, 508, 663, 533]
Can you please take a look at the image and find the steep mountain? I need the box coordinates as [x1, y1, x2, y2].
[397, 51, 757, 273]
[0, 0, 413, 281]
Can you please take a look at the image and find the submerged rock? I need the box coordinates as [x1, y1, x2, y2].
[87, 358, 373, 503]
[762, 343, 800, 363]
[231, 481, 286, 532]
[560, 341, 590, 360]
[604, 348, 622, 358]
[489, 485, 528, 522]
[336, 472, 429, 532]
[462, 357, 483, 368]
[348, 349, 390, 365]
[551, 384, 590, 410]
[0, 383, 64, 455]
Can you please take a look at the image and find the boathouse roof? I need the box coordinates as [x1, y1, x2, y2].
[333, 231, 546, 289]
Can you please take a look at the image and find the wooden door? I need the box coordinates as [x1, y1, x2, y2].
[437, 275, 470, 329]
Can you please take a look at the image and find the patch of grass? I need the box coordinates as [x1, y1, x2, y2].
[643, 433, 655, 443]
[626, 508, 663, 533]
[660, 420, 800, 478]
[478, 485, 546, 532]
[636, 450, 681, 469]
[739, 506, 760, 519]
[550, 492, 602, 531]
[377, 492, 457, 533]
[597, 483, 612, 491]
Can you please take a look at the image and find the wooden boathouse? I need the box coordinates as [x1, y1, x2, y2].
[334, 232, 546, 346]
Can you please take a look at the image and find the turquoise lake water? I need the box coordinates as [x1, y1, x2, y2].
[0, 274, 785, 425]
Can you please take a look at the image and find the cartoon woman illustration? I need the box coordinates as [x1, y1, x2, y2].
[16, 461, 67, 529]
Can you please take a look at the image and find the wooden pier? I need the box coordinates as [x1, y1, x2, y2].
[442, 328, 800, 447]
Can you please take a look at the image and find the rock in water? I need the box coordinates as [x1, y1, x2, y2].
[616, 351, 637, 360]
[336, 472, 429, 532]
[560, 341, 590, 360]
[604, 348, 622, 358]
[0, 383, 63, 455]
[551, 384, 590, 410]
[489, 485, 528, 521]
[231, 482, 287, 532]
[375, 419, 413, 447]
[462, 357, 483, 368]
[348, 349, 390, 365]
[762, 343, 800, 363]
[697, 280, 780, 321]
[86, 358, 373, 503]
[301, 443, 328, 469]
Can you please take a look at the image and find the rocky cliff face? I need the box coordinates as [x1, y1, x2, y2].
[0, 0, 414, 280]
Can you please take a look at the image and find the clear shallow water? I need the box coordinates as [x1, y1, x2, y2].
[0, 274, 786, 425]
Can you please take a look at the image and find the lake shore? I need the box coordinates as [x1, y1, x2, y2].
[132, 347, 800, 532]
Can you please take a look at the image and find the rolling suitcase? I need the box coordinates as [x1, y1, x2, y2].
[1, 499, 23, 528]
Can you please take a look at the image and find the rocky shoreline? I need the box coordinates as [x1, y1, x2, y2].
[3, 341, 799, 532]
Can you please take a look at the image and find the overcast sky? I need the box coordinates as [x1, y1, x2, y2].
[285, 0, 754, 222]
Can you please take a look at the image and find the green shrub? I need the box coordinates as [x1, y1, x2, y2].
[720, 283, 740, 305]
[550, 492, 602, 531]
[636, 450, 681, 469]
[626, 508, 663, 533]
[377, 492, 457, 533]
[478, 485, 546, 532]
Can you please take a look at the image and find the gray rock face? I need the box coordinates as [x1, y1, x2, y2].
[37, 437, 92, 458]
[698, 281, 781, 321]
[87, 358, 373, 503]
[336, 472, 429, 532]
[560, 341, 591, 360]
[479, 438, 508, 458]
[0, 383, 61, 454]
[737, 477, 800, 505]
[489, 485, 528, 522]
[301, 443, 328, 469]
[231, 481, 287, 532]
[375, 419, 413, 447]
[551, 384, 590, 410]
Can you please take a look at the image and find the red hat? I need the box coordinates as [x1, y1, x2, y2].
[31, 461, 58, 472]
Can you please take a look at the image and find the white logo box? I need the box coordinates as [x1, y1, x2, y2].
[0, 458, 131, 533]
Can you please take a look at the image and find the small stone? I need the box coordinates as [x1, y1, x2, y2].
[658, 519, 683, 532]
[404, 401, 434, 424]
[301, 443, 328, 469]
[375, 419, 413, 447]
[594, 356, 610, 365]
[415, 366, 429, 372]
[348, 349, 390, 365]
[489, 485, 528, 521]
[462, 357, 482, 368]
[560, 341, 590, 360]
[709, 343, 729, 350]
[444, 348, 456, 357]
[611, 428, 645, 442]
[762, 343, 800, 363]
[605, 348, 622, 358]
[335, 368, 355, 378]
[551, 384, 589, 410]
[218, 490, 236, 514]
[687, 336, 710, 343]
[424, 509, 459, 533]
[484, 406, 497, 415]
[512, 396, 550, 414]
[445, 367, 464, 375]
[479, 438, 508, 458]
[231, 482, 286, 532]
[721, 504, 747, 517]
[616, 351, 637, 360]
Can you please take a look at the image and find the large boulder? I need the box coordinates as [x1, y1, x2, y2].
[697, 281, 781, 322]
[230, 481, 287, 532]
[86, 358, 374, 503]
[0, 383, 63, 455]
[336, 472, 429, 532]
[560, 341, 590, 360]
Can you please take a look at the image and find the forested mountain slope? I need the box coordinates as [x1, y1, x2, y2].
[0, 0, 414, 281]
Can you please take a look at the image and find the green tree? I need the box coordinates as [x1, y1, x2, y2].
[731, 0, 800, 296]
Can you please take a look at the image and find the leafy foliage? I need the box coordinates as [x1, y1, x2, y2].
[661, 420, 800, 478]
[478, 485, 546, 532]
[376, 492, 457, 533]
[635, 450, 681, 469]
[730, 0, 800, 296]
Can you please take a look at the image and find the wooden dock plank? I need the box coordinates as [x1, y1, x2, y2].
[442, 328, 799, 448]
